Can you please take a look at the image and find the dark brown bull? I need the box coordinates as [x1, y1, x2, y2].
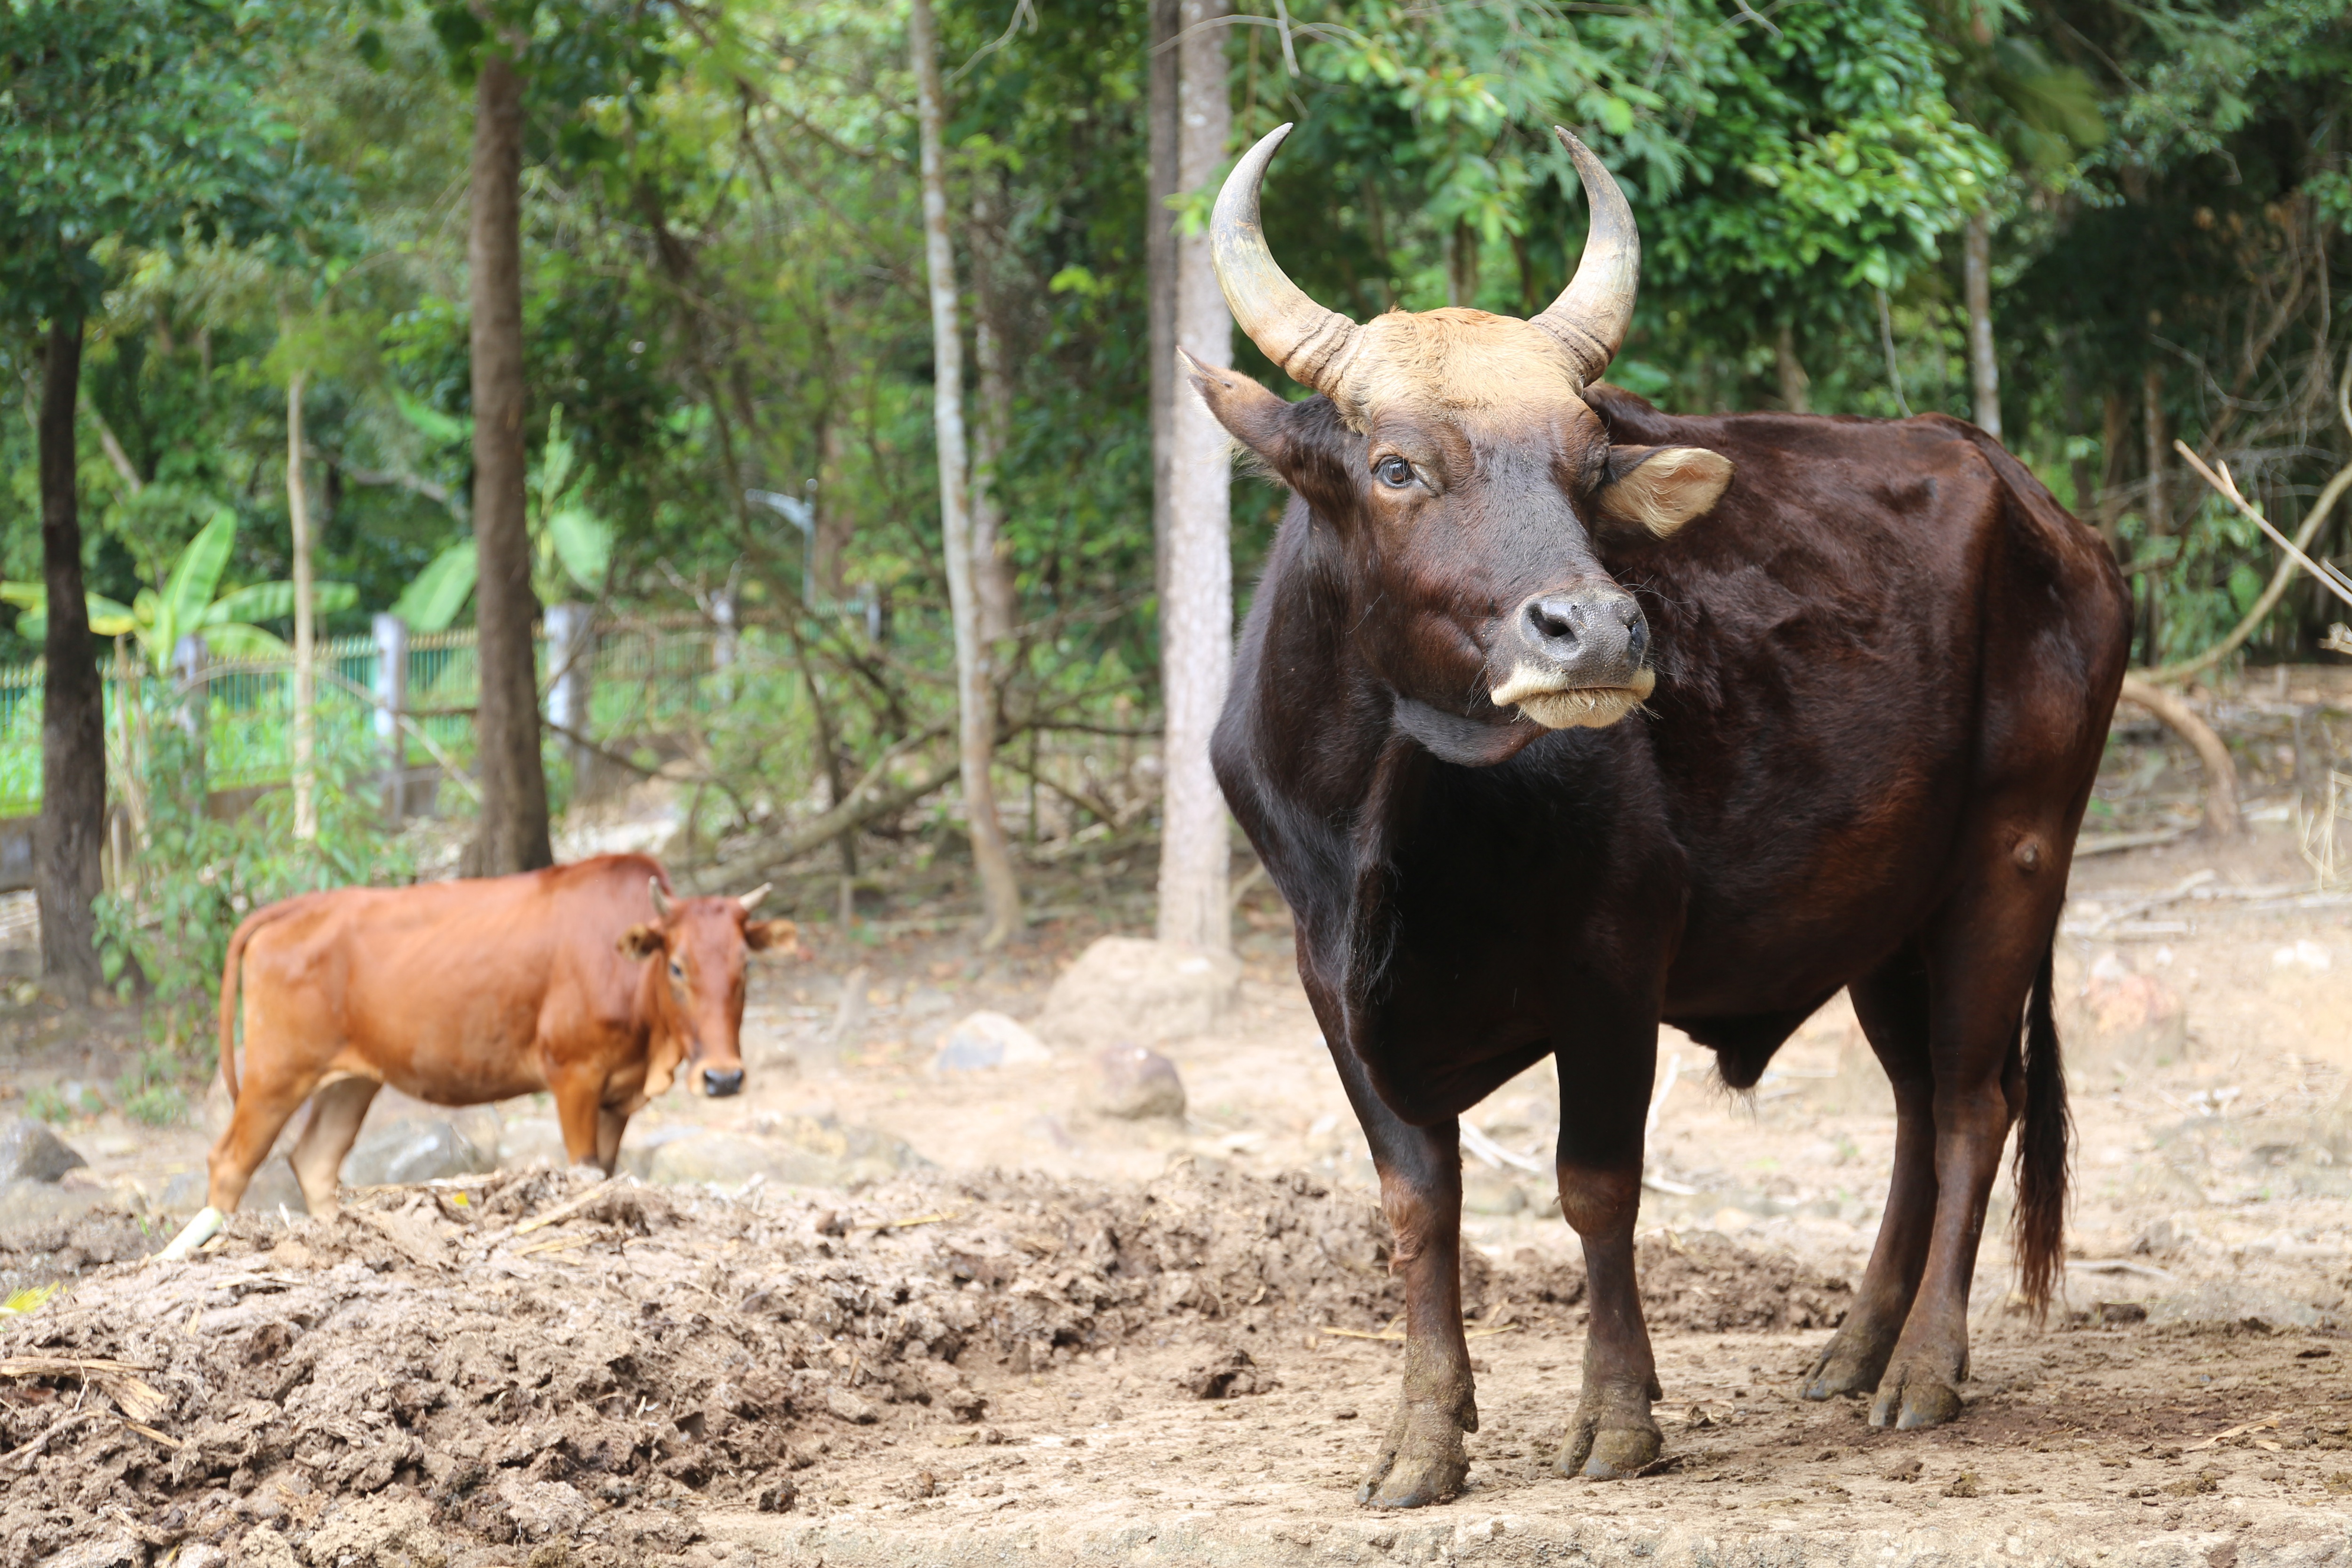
[1194, 125, 2130, 1506]
[157, 854, 799, 1259]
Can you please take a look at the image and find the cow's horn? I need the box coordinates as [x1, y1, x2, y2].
[737, 883, 771, 913]
[649, 878, 671, 918]
[1530, 127, 1641, 386]
[1209, 123, 1362, 396]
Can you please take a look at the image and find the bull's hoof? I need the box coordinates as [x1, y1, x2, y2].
[1356, 1409, 1468, 1509]
[1800, 1326, 1894, 1402]
[1556, 1384, 1662, 1480]
[1868, 1364, 1965, 1430]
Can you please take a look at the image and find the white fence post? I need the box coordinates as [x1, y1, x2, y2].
[546, 603, 596, 802]
[373, 613, 408, 822]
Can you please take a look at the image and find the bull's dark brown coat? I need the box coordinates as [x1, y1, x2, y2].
[1208, 382, 2130, 1504]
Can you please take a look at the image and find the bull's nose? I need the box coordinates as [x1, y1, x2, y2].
[1518, 589, 1646, 674]
[702, 1067, 745, 1097]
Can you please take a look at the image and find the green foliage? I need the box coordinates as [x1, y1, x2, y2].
[24, 1082, 100, 1123]
[113, 1046, 187, 1127]
[95, 704, 414, 1050]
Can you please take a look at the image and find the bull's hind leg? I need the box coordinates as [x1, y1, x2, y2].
[289, 1075, 379, 1218]
[1868, 857, 2061, 1430]
[1553, 1026, 1663, 1480]
[1326, 1043, 1474, 1509]
[1802, 950, 1939, 1401]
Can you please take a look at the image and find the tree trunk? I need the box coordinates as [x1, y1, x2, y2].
[36, 315, 104, 992]
[911, 0, 1022, 948]
[1774, 322, 1810, 414]
[2100, 387, 2130, 544]
[969, 172, 1017, 644]
[466, 52, 552, 876]
[1447, 219, 1478, 308]
[1158, 0, 1233, 954]
[2142, 362, 2169, 539]
[1147, 0, 1180, 597]
[287, 370, 317, 842]
[1964, 210, 2002, 442]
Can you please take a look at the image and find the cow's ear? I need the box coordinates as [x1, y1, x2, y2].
[616, 923, 666, 958]
[1180, 349, 1294, 466]
[744, 918, 799, 953]
[1594, 445, 1733, 538]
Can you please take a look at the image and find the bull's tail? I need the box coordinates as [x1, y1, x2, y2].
[2012, 942, 2071, 1316]
[216, 900, 310, 1104]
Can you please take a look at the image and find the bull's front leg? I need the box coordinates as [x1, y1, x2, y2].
[594, 1106, 630, 1176]
[1554, 1032, 1663, 1480]
[1327, 1042, 1475, 1509]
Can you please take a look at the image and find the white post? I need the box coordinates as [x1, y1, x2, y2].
[546, 602, 595, 803]
[373, 612, 408, 823]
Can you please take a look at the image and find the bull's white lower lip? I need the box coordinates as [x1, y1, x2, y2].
[1489, 664, 1656, 730]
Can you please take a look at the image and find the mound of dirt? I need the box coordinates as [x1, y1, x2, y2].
[0, 1163, 1848, 1567]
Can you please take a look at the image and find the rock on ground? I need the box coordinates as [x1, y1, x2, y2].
[0, 1116, 86, 1184]
[931, 1011, 1052, 1072]
[1089, 1044, 1185, 1121]
[1034, 937, 1239, 1049]
[343, 1118, 499, 1188]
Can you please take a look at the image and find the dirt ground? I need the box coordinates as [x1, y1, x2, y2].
[1, 669, 2350, 1566]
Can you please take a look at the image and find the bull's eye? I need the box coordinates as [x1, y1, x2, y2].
[1374, 455, 1414, 489]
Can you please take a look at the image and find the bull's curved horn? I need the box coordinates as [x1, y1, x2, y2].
[1530, 127, 1641, 386]
[737, 883, 772, 913]
[649, 877, 672, 919]
[1210, 124, 1363, 395]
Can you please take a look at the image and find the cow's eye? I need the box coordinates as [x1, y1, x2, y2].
[1374, 455, 1414, 489]
[668, 960, 685, 981]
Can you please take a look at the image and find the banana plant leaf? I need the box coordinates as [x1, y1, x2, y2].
[391, 542, 478, 632]
[210, 581, 358, 624]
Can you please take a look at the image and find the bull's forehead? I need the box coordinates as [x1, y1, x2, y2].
[1343, 308, 1587, 426]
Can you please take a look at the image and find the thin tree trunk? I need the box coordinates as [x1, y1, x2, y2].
[1447, 219, 1478, 308]
[1965, 211, 2002, 441]
[969, 172, 1017, 644]
[910, 0, 1022, 948]
[287, 370, 317, 842]
[1147, 0, 1180, 597]
[2100, 387, 2130, 544]
[36, 314, 104, 992]
[466, 52, 551, 876]
[1158, 0, 1233, 954]
[1775, 322, 1810, 414]
[2142, 361, 2169, 539]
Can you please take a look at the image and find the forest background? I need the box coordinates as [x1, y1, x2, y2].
[2, 0, 2349, 1045]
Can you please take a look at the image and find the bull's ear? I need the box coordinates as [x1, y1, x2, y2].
[616, 923, 665, 958]
[1179, 348, 1293, 464]
[744, 918, 800, 953]
[1594, 445, 1733, 538]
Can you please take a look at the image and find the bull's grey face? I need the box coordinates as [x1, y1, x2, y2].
[1193, 308, 1732, 737]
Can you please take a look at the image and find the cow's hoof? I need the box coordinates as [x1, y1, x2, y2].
[1800, 1328, 1892, 1401]
[1556, 1386, 1662, 1480]
[1355, 1411, 1467, 1509]
[1868, 1365, 1964, 1430]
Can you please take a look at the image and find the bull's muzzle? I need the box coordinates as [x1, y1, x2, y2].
[1492, 585, 1653, 729]
[702, 1067, 745, 1097]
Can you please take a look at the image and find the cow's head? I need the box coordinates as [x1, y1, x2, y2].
[1186, 126, 1732, 764]
[618, 879, 802, 1098]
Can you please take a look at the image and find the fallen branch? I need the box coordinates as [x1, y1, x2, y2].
[688, 756, 962, 890]
[511, 1175, 628, 1237]
[0, 1355, 168, 1424]
[2116, 676, 2240, 838]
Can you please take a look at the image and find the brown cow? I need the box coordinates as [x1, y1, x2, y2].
[156, 854, 799, 1259]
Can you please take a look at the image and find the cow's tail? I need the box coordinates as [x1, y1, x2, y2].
[216, 902, 306, 1104]
[2012, 941, 2070, 1317]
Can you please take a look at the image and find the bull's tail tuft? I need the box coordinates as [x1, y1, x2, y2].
[2012, 941, 2071, 1317]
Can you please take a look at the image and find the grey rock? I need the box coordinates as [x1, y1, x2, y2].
[1036, 937, 1239, 1049]
[0, 1177, 110, 1240]
[162, 1159, 306, 1218]
[342, 1119, 496, 1188]
[931, 1011, 1050, 1073]
[1091, 1044, 1186, 1121]
[0, 1116, 87, 1183]
[1462, 1170, 1529, 1217]
[495, 1116, 572, 1170]
[629, 1118, 925, 1191]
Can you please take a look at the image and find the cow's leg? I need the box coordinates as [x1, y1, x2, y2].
[288, 1076, 379, 1218]
[1868, 861, 2057, 1430]
[594, 1106, 628, 1176]
[1802, 951, 1939, 1401]
[1327, 1044, 1473, 1510]
[552, 1073, 609, 1169]
[1552, 1026, 1662, 1480]
[203, 1068, 318, 1216]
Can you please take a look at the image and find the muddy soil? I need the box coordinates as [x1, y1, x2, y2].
[2, 676, 2350, 1565]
